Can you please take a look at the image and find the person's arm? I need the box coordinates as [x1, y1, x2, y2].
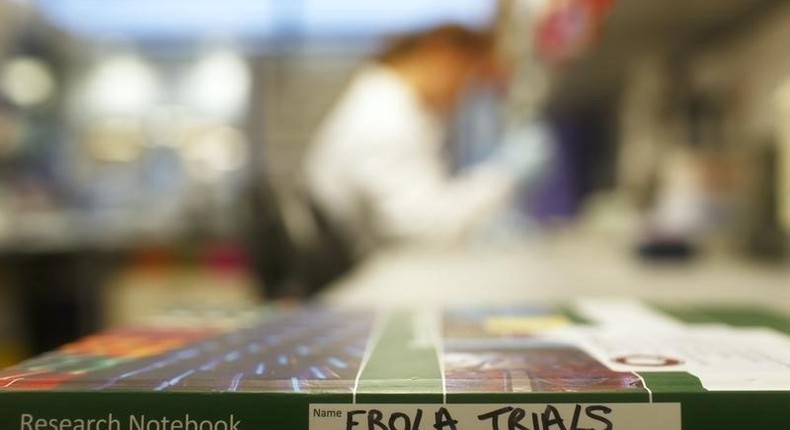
[351, 126, 515, 243]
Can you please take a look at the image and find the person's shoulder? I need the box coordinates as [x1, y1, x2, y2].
[351, 65, 419, 109]
[350, 64, 407, 95]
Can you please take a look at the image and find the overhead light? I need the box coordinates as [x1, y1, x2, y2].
[0, 57, 57, 108]
[81, 52, 160, 116]
[180, 49, 251, 120]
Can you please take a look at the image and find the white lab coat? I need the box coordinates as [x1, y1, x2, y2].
[305, 64, 515, 254]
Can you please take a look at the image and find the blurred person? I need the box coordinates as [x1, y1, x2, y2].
[304, 24, 548, 257]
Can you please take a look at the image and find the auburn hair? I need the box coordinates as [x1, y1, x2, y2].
[377, 24, 494, 64]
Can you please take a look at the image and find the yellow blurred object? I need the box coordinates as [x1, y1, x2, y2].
[484, 315, 569, 334]
[0, 56, 57, 108]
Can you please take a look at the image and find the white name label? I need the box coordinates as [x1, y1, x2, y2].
[309, 403, 680, 430]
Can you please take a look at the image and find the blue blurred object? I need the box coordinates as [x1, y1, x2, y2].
[452, 84, 504, 169]
[493, 120, 554, 186]
[34, 0, 496, 41]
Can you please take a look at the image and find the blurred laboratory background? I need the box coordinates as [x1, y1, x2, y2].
[1, 0, 790, 367]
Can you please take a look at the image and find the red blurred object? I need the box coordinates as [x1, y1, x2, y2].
[1, 372, 76, 391]
[535, 0, 616, 65]
[204, 241, 250, 276]
[61, 327, 219, 359]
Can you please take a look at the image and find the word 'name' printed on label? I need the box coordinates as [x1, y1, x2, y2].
[309, 403, 680, 430]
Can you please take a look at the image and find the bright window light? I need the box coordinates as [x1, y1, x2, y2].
[34, 0, 496, 41]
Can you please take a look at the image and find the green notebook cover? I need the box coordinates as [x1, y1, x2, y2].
[1, 300, 788, 430]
